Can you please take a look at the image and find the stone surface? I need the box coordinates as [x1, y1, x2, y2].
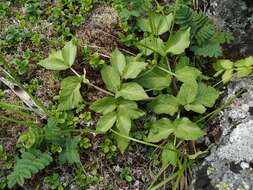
[191, 1, 253, 189]
[191, 76, 253, 190]
[207, 0, 253, 59]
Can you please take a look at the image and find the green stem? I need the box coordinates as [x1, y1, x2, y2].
[0, 102, 36, 120]
[157, 66, 177, 77]
[0, 115, 38, 127]
[196, 88, 246, 124]
[64, 128, 100, 135]
[149, 172, 178, 190]
[110, 129, 159, 148]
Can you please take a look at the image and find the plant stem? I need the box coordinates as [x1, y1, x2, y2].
[110, 129, 159, 148]
[70, 67, 81, 77]
[0, 115, 38, 127]
[149, 172, 178, 190]
[70, 67, 114, 96]
[157, 66, 177, 77]
[87, 82, 114, 96]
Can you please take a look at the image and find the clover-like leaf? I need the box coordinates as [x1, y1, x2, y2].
[150, 95, 178, 116]
[101, 65, 121, 93]
[146, 118, 174, 143]
[166, 28, 191, 55]
[173, 118, 205, 140]
[117, 82, 149, 101]
[58, 76, 83, 111]
[96, 112, 117, 133]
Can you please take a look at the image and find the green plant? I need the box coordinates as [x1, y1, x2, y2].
[100, 137, 118, 159]
[120, 167, 133, 182]
[213, 57, 253, 84]
[79, 137, 92, 149]
[1, 0, 253, 189]
[73, 166, 102, 188]
[7, 149, 52, 188]
[44, 173, 64, 190]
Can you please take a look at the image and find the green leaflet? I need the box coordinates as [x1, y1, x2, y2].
[191, 41, 222, 58]
[150, 95, 178, 116]
[213, 59, 234, 83]
[115, 109, 132, 153]
[59, 136, 80, 164]
[58, 76, 83, 111]
[138, 36, 166, 56]
[117, 82, 149, 101]
[96, 112, 117, 133]
[235, 56, 253, 78]
[146, 118, 174, 143]
[38, 40, 77, 70]
[162, 143, 177, 168]
[173, 118, 205, 140]
[175, 66, 202, 83]
[117, 99, 145, 119]
[184, 83, 219, 113]
[137, 13, 174, 35]
[111, 49, 126, 75]
[90, 97, 117, 114]
[135, 66, 171, 90]
[122, 61, 148, 79]
[177, 80, 198, 105]
[166, 28, 191, 55]
[101, 65, 121, 93]
[147, 117, 205, 142]
[18, 127, 44, 149]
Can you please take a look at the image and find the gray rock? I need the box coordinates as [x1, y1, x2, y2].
[191, 76, 253, 190]
[207, 0, 253, 58]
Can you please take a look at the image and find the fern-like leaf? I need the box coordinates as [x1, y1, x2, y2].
[7, 149, 52, 188]
[59, 136, 80, 164]
[18, 128, 44, 149]
[191, 42, 222, 57]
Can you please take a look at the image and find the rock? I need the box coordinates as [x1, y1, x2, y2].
[207, 0, 253, 59]
[191, 76, 253, 190]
